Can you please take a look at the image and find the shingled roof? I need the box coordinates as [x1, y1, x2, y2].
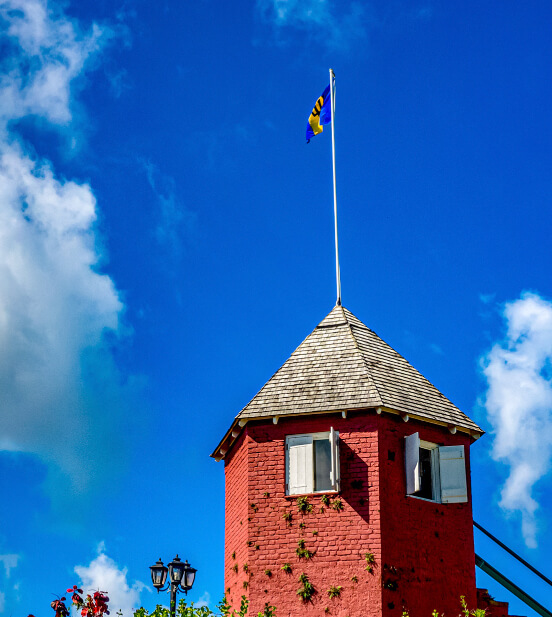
[212, 305, 482, 459]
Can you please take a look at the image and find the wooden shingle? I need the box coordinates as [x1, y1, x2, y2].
[212, 305, 481, 458]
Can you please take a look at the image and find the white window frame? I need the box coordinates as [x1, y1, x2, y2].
[285, 429, 340, 495]
[405, 433, 467, 504]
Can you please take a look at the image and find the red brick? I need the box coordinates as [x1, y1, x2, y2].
[223, 411, 478, 617]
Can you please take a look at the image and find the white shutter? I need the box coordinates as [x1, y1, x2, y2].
[405, 433, 421, 495]
[438, 445, 468, 503]
[329, 427, 340, 491]
[287, 436, 313, 495]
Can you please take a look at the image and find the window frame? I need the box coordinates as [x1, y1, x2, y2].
[285, 429, 340, 496]
[405, 432, 467, 504]
[416, 439, 441, 503]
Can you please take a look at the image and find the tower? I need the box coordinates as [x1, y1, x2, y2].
[212, 305, 483, 617]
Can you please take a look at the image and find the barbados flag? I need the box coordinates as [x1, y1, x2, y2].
[306, 78, 333, 143]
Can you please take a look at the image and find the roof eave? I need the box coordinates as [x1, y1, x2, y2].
[210, 405, 484, 461]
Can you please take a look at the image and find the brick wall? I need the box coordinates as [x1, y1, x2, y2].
[223, 411, 478, 617]
[224, 431, 251, 610]
[378, 415, 477, 617]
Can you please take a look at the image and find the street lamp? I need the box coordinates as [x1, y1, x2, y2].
[150, 555, 197, 617]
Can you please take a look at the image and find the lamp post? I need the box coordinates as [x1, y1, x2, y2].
[149, 555, 197, 617]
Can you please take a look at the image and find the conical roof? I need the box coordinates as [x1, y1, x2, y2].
[212, 305, 482, 459]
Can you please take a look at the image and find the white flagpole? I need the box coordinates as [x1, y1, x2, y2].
[329, 68, 341, 306]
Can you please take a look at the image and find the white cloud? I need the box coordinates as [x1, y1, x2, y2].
[0, 554, 18, 578]
[0, 0, 107, 126]
[195, 591, 211, 608]
[256, 0, 369, 51]
[75, 545, 146, 616]
[429, 342, 444, 355]
[142, 159, 195, 260]
[479, 293, 495, 305]
[0, 0, 135, 494]
[481, 291, 552, 547]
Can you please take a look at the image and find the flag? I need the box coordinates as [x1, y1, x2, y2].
[306, 77, 334, 143]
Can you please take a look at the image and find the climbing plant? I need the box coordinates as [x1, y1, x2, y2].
[296, 573, 315, 602]
[296, 497, 313, 514]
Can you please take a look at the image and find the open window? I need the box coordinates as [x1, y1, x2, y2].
[405, 432, 467, 503]
[286, 429, 340, 495]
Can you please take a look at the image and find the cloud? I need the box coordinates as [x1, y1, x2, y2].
[256, 0, 370, 51]
[75, 545, 146, 616]
[429, 342, 444, 355]
[0, 0, 136, 495]
[142, 159, 196, 260]
[0, 0, 109, 127]
[481, 291, 552, 547]
[195, 592, 211, 609]
[0, 554, 18, 578]
[479, 293, 496, 305]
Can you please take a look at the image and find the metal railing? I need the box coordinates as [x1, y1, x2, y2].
[474, 521, 552, 617]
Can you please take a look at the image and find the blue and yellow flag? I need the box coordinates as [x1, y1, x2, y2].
[306, 80, 333, 143]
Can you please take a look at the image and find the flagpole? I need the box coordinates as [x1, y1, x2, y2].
[329, 68, 341, 306]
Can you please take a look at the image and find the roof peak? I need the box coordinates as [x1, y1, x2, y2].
[211, 305, 482, 458]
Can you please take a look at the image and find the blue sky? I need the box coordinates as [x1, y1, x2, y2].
[1, 0, 552, 615]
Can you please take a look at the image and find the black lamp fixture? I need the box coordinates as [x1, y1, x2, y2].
[149, 555, 197, 617]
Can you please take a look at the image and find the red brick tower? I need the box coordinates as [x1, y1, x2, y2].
[212, 306, 483, 617]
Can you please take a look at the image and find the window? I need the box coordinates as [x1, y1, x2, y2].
[285, 428, 340, 495]
[405, 432, 467, 503]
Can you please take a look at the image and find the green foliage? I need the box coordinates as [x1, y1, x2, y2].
[232, 564, 238, 573]
[264, 569, 272, 577]
[460, 595, 486, 617]
[298, 522, 305, 529]
[263, 492, 270, 498]
[327, 586, 342, 599]
[296, 496, 313, 514]
[257, 603, 276, 617]
[255, 545, 260, 550]
[243, 581, 249, 590]
[312, 530, 318, 536]
[296, 573, 315, 602]
[321, 494, 330, 506]
[250, 503, 258, 513]
[134, 599, 216, 617]
[295, 539, 313, 559]
[282, 511, 292, 525]
[177, 599, 216, 617]
[281, 563, 292, 573]
[331, 498, 343, 512]
[218, 596, 232, 617]
[231, 552, 236, 560]
[243, 563, 249, 573]
[350, 575, 358, 583]
[131, 595, 484, 617]
[133, 605, 169, 617]
[237, 595, 249, 617]
[364, 552, 375, 572]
